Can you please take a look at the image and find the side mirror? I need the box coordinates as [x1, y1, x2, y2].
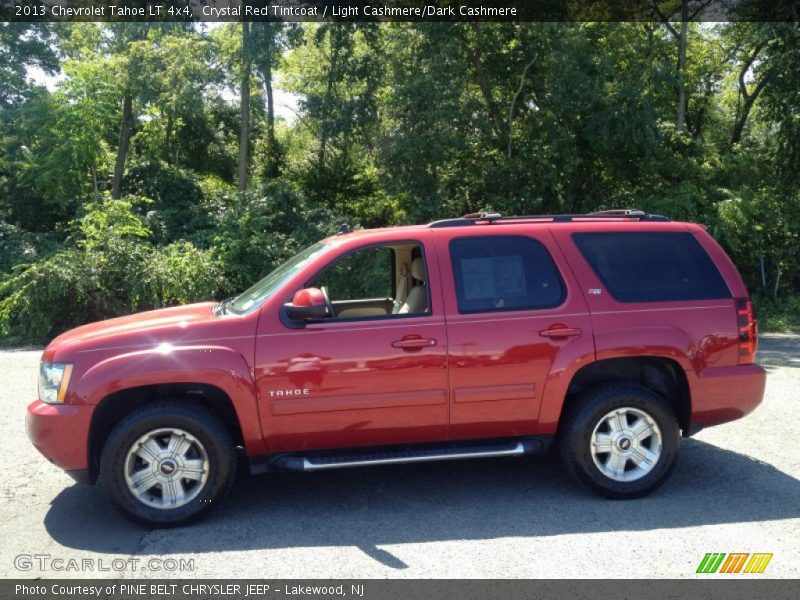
[285, 288, 328, 321]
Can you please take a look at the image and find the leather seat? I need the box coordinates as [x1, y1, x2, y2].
[398, 257, 428, 314]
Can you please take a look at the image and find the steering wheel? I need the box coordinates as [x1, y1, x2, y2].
[320, 285, 335, 318]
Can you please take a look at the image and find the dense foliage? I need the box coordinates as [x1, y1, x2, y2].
[1, 21, 798, 343]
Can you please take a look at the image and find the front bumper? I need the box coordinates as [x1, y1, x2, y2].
[26, 400, 94, 474]
[691, 363, 767, 429]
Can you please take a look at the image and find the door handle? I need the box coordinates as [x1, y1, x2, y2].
[392, 337, 437, 350]
[539, 325, 582, 338]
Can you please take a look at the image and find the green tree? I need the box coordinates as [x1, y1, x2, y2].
[0, 23, 58, 108]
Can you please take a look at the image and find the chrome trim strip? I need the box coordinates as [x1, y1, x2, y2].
[301, 441, 527, 471]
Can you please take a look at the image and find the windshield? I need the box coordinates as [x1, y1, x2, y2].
[227, 243, 328, 314]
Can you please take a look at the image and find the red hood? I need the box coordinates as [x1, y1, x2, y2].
[43, 302, 225, 362]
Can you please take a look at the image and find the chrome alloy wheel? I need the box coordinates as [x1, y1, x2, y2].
[123, 428, 209, 510]
[590, 407, 663, 482]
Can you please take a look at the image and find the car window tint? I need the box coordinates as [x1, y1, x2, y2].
[572, 232, 731, 302]
[450, 236, 564, 313]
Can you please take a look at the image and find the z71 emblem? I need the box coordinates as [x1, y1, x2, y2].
[588, 288, 603, 295]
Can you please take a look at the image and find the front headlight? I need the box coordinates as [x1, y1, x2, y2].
[38, 362, 73, 404]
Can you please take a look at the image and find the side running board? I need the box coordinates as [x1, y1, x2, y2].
[265, 438, 548, 473]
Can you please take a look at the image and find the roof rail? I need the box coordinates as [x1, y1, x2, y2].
[429, 211, 502, 228]
[428, 209, 670, 228]
[587, 209, 646, 217]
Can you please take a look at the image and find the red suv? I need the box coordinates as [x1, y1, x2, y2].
[27, 210, 766, 526]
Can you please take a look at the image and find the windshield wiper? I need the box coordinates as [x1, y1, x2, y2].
[214, 296, 238, 316]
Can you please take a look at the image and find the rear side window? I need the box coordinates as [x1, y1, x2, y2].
[450, 236, 564, 313]
[572, 232, 731, 303]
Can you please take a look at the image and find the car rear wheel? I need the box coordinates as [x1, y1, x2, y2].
[100, 402, 236, 527]
[559, 382, 680, 498]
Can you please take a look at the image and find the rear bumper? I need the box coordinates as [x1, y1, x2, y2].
[26, 400, 93, 474]
[691, 363, 767, 429]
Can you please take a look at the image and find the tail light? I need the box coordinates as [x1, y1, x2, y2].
[735, 297, 758, 364]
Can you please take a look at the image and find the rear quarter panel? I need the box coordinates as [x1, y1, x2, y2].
[549, 223, 747, 428]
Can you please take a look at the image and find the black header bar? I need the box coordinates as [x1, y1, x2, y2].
[2, 0, 799, 22]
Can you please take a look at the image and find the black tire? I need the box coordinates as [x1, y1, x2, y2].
[558, 382, 680, 499]
[99, 402, 236, 527]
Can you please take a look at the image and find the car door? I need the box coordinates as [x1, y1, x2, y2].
[436, 229, 594, 440]
[255, 238, 449, 453]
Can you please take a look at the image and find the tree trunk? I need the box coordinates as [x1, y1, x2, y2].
[266, 68, 275, 144]
[773, 267, 782, 298]
[730, 93, 758, 146]
[675, 1, 688, 133]
[238, 22, 251, 193]
[163, 112, 174, 162]
[112, 92, 133, 199]
[264, 33, 278, 178]
[466, 23, 507, 149]
[318, 26, 340, 168]
[730, 43, 770, 147]
[507, 58, 536, 161]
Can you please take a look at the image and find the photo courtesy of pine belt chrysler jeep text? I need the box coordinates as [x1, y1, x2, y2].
[27, 210, 766, 527]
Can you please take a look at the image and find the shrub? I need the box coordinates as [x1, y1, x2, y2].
[0, 221, 63, 274]
[712, 191, 800, 298]
[209, 181, 340, 293]
[132, 241, 224, 310]
[0, 196, 223, 344]
[122, 160, 208, 243]
[0, 247, 113, 343]
[752, 294, 800, 333]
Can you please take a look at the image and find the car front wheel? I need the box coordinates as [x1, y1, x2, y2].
[100, 402, 236, 527]
[559, 382, 680, 498]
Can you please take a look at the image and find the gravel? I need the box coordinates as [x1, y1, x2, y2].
[1, 334, 797, 579]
